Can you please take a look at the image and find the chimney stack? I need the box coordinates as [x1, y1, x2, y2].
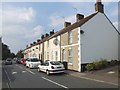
[64, 22, 71, 27]
[26, 45, 28, 48]
[33, 42, 36, 44]
[95, 0, 104, 13]
[41, 35, 44, 39]
[37, 39, 40, 42]
[45, 33, 49, 37]
[30, 43, 33, 46]
[76, 14, 84, 22]
[50, 29, 54, 36]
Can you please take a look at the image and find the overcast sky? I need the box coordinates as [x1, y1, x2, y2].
[0, 0, 119, 54]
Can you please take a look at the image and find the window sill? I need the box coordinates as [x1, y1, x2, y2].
[68, 63, 73, 65]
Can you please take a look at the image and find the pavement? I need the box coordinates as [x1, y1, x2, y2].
[65, 65, 119, 86]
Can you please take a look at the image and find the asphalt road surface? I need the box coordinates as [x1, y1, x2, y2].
[2, 61, 118, 89]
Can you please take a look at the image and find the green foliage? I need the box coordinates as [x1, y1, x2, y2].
[99, 59, 108, 68]
[86, 59, 108, 71]
[93, 61, 102, 70]
[10, 53, 16, 59]
[85, 63, 94, 71]
[2, 43, 15, 60]
[110, 60, 118, 66]
[16, 50, 24, 58]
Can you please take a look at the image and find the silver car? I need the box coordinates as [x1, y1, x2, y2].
[5, 58, 12, 65]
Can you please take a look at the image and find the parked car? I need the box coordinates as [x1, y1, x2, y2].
[20, 58, 26, 66]
[26, 57, 42, 69]
[16, 58, 22, 64]
[5, 58, 12, 65]
[38, 60, 65, 75]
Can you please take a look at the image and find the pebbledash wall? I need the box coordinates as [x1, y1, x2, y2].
[61, 28, 79, 71]
[23, 1, 119, 72]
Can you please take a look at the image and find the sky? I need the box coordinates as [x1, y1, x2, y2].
[0, 0, 119, 54]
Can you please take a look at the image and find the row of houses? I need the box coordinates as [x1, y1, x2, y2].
[23, 0, 119, 72]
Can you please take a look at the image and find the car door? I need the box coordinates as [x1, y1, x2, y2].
[26, 59, 30, 67]
[44, 62, 49, 72]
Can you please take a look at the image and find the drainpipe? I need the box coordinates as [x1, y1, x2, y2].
[60, 35, 61, 62]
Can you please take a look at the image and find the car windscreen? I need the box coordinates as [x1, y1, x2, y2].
[6, 59, 11, 61]
[30, 58, 39, 62]
[50, 61, 62, 65]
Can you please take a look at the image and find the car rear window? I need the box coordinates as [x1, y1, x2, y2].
[50, 61, 62, 65]
[7, 59, 11, 61]
[30, 58, 39, 62]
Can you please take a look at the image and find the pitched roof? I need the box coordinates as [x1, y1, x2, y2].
[48, 12, 98, 40]
[24, 12, 98, 50]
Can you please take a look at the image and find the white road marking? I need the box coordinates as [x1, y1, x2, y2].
[26, 69, 35, 74]
[12, 72, 17, 75]
[42, 77, 68, 89]
[4, 70, 11, 83]
[22, 71, 26, 73]
[107, 71, 115, 74]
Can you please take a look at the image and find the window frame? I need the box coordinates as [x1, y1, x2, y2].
[68, 31, 72, 45]
[68, 47, 72, 64]
[55, 51, 58, 61]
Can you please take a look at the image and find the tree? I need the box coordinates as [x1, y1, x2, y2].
[16, 50, 24, 58]
[2, 43, 11, 60]
[1, 42, 16, 60]
[10, 53, 16, 59]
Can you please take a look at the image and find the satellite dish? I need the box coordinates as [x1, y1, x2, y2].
[53, 38, 59, 45]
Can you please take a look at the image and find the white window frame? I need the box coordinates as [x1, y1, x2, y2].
[68, 31, 72, 45]
[55, 51, 58, 61]
[68, 47, 72, 64]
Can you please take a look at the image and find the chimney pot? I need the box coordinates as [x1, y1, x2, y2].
[64, 22, 71, 27]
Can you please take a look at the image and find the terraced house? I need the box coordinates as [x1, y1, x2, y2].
[23, 0, 119, 72]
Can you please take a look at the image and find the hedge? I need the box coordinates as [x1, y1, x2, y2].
[86, 59, 117, 71]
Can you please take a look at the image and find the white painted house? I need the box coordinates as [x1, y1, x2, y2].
[53, 0, 119, 72]
[23, 0, 119, 72]
[74, 1, 119, 72]
[47, 35, 61, 61]
[80, 12, 119, 64]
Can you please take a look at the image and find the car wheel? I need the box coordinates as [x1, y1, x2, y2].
[46, 70, 50, 75]
[26, 65, 28, 68]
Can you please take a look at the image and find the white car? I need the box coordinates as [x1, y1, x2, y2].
[26, 57, 41, 69]
[38, 60, 65, 75]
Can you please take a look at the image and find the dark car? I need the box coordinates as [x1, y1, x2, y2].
[5, 58, 12, 65]
[16, 58, 22, 64]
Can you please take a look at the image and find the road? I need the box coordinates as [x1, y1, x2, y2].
[0, 60, 2, 90]
[2, 61, 118, 89]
